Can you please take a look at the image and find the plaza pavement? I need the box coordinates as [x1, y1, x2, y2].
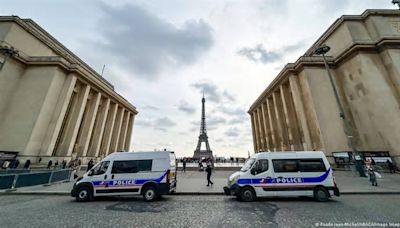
[1, 170, 400, 195]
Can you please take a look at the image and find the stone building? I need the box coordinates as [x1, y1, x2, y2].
[249, 10, 400, 164]
[0, 16, 138, 165]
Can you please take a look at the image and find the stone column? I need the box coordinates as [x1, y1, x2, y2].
[54, 83, 90, 156]
[273, 91, 289, 150]
[109, 107, 125, 153]
[40, 74, 77, 156]
[88, 97, 110, 157]
[260, 101, 271, 151]
[100, 103, 118, 157]
[267, 97, 278, 151]
[257, 107, 266, 151]
[289, 75, 312, 150]
[250, 113, 258, 152]
[118, 110, 130, 151]
[280, 83, 303, 150]
[124, 113, 134, 151]
[76, 91, 101, 157]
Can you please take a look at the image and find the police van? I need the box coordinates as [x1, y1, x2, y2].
[71, 151, 177, 202]
[223, 151, 340, 202]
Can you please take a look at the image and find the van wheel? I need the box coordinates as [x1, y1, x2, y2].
[143, 186, 158, 202]
[314, 187, 329, 202]
[76, 186, 92, 202]
[239, 187, 256, 202]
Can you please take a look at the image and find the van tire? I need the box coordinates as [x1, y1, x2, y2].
[239, 187, 256, 202]
[143, 186, 158, 202]
[314, 187, 329, 202]
[75, 186, 92, 202]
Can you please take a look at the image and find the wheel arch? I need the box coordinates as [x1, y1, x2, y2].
[140, 181, 159, 195]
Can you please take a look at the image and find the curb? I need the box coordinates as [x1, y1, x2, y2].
[2, 191, 400, 196]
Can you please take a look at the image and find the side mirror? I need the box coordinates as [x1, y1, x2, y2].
[250, 169, 256, 175]
[88, 169, 94, 176]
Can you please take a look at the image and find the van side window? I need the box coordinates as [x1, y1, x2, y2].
[111, 160, 152, 174]
[252, 159, 269, 174]
[299, 159, 326, 172]
[272, 159, 299, 173]
[92, 161, 110, 175]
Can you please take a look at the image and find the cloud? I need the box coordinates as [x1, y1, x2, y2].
[178, 100, 196, 114]
[237, 42, 305, 64]
[191, 81, 235, 103]
[225, 128, 239, 137]
[95, 3, 214, 79]
[141, 105, 160, 111]
[135, 117, 176, 131]
[154, 117, 176, 127]
[237, 44, 281, 64]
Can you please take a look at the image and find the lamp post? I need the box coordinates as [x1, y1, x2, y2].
[314, 45, 366, 177]
[0, 46, 18, 71]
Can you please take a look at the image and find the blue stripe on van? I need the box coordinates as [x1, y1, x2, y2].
[92, 171, 168, 187]
[236, 168, 330, 185]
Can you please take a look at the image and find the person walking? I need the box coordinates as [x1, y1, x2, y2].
[23, 159, 31, 169]
[368, 167, 378, 186]
[61, 160, 67, 169]
[14, 159, 20, 169]
[387, 159, 395, 174]
[206, 164, 213, 186]
[182, 158, 186, 173]
[47, 160, 53, 169]
[87, 159, 94, 171]
[54, 160, 59, 169]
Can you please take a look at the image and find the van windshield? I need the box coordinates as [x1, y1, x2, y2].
[241, 158, 256, 172]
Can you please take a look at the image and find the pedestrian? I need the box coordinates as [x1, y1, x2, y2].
[54, 160, 59, 169]
[38, 157, 42, 164]
[198, 161, 203, 171]
[387, 159, 395, 174]
[23, 159, 31, 169]
[14, 159, 20, 169]
[62, 160, 67, 169]
[371, 158, 376, 166]
[87, 159, 94, 171]
[182, 158, 186, 172]
[206, 164, 213, 186]
[368, 167, 378, 186]
[47, 160, 53, 169]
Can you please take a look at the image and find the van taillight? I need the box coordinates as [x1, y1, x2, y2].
[166, 169, 170, 184]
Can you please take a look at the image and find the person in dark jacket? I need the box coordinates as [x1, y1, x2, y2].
[206, 164, 214, 186]
[87, 159, 94, 171]
[61, 160, 67, 169]
[14, 159, 20, 169]
[23, 160, 31, 169]
[387, 159, 395, 174]
[47, 160, 52, 169]
[182, 159, 187, 172]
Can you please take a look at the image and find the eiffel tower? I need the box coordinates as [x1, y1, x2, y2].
[193, 95, 213, 160]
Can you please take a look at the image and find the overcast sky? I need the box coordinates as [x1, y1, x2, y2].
[0, 0, 394, 158]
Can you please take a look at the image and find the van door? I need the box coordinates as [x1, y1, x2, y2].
[271, 159, 304, 197]
[249, 159, 275, 197]
[107, 160, 153, 196]
[90, 161, 111, 196]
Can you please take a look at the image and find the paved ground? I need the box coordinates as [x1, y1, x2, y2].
[0, 195, 399, 227]
[5, 170, 400, 194]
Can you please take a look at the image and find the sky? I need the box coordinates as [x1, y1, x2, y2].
[0, 0, 395, 158]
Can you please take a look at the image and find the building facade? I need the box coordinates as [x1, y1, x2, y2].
[249, 10, 400, 164]
[0, 16, 138, 165]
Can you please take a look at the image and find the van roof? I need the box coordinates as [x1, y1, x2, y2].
[104, 151, 175, 161]
[252, 151, 326, 159]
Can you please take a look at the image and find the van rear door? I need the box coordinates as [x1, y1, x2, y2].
[169, 152, 177, 189]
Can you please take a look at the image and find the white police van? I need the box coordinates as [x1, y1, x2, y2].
[223, 151, 340, 202]
[71, 151, 177, 202]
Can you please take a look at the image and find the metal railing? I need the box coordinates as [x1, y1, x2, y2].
[0, 169, 71, 190]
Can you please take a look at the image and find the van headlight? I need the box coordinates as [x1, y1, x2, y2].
[228, 174, 240, 185]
